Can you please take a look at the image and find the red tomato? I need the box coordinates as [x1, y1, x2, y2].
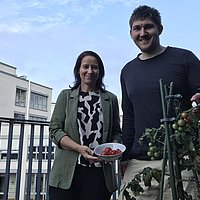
[101, 147, 122, 156]
[109, 150, 115, 155]
[104, 147, 112, 152]
[115, 149, 122, 154]
[100, 150, 107, 155]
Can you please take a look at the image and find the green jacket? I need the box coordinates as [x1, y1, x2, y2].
[49, 87, 122, 193]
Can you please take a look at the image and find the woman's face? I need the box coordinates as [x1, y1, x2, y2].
[79, 55, 100, 88]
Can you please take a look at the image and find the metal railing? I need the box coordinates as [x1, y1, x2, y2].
[0, 117, 51, 200]
[0, 117, 120, 200]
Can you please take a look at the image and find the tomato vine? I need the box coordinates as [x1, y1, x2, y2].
[123, 104, 200, 200]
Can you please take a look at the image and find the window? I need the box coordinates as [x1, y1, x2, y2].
[14, 113, 25, 120]
[30, 93, 47, 111]
[29, 115, 47, 121]
[1, 152, 18, 160]
[15, 88, 26, 107]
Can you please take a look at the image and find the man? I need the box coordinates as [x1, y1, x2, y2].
[119, 5, 200, 200]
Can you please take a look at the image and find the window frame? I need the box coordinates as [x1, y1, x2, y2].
[15, 88, 26, 107]
[30, 92, 48, 111]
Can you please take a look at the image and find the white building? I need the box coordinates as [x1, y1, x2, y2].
[0, 61, 53, 200]
[0, 62, 52, 120]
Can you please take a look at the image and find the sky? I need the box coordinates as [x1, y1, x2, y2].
[0, 0, 200, 102]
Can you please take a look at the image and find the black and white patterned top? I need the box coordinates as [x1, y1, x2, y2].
[77, 91, 103, 167]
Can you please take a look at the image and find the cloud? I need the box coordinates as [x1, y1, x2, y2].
[102, 0, 141, 7]
[0, 0, 141, 33]
[0, 0, 74, 33]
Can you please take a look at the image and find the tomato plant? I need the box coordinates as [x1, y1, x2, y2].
[123, 103, 200, 200]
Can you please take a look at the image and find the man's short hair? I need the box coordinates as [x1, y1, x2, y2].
[129, 5, 162, 29]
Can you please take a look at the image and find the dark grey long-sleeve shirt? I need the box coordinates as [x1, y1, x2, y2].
[120, 46, 200, 160]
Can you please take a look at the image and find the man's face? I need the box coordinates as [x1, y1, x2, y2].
[130, 18, 162, 53]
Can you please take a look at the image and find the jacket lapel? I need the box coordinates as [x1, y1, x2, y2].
[100, 92, 110, 143]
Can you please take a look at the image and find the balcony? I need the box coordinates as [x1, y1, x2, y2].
[0, 117, 121, 200]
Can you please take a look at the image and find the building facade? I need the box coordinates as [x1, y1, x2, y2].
[0, 62, 52, 120]
[0, 62, 53, 200]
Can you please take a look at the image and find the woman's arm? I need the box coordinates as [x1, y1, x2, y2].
[60, 135, 99, 162]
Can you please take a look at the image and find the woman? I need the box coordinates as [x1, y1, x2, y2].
[49, 50, 122, 200]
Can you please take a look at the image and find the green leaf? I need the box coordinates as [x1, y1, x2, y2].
[142, 167, 152, 187]
[123, 189, 136, 200]
[151, 168, 162, 183]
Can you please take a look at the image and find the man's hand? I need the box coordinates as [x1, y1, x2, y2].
[191, 93, 200, 116]
[119, 160, 128, 179]
[191, 92, 200, 103]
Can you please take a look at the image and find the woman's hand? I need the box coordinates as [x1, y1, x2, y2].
[60, 136, 99, 163]
[78, 145, 99, 163]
